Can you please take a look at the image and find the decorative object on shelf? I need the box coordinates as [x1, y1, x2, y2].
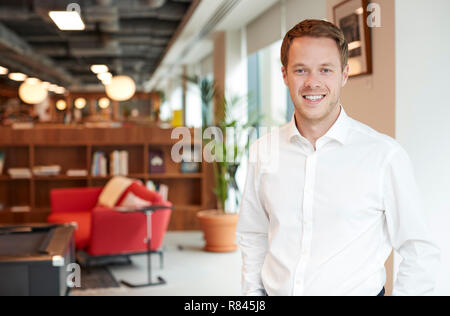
[10, 206, 31, 213]
[105, 75, 136, 101]
[0, 151, 4, 175]
[181, 161, 200, 174]
[32, 165, 61, 176]
[7, 168, 31, 179]
[18, 79, 48, 105]
[66, 169, 88, 177]
[171, 109, 183, 127]
[333, 0, 372, 77]
[149, 151, 165, 174]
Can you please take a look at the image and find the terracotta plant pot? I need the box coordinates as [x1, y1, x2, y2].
[197, 210, 239, 252]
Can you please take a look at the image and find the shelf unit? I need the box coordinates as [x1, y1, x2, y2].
[0, 126, 216, 230]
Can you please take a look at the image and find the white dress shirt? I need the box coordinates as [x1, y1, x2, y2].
[237, 106, 440, 296]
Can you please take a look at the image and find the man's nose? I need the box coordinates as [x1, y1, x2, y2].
[304, 73, 322, 89]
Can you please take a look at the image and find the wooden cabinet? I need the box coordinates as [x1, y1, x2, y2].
[0, 126, 216, 230]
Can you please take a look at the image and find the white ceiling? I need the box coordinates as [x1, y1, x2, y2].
[147, 0, 280, 91]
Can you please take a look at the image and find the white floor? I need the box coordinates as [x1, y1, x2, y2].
[71, 232, 243, 296]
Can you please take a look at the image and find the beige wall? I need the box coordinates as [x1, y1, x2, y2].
[327, 0, 395, 137]
[327, 0, 396, 296]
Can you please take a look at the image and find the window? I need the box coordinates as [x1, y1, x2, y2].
[247, 39, 290, 132]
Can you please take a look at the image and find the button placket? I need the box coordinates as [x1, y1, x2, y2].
[293, 152, 317, 296]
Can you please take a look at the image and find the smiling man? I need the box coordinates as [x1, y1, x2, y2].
[236, 19, 440, 296]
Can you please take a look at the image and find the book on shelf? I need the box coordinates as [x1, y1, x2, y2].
[66, 169, 88, 177]
[91, 151, 107, 177]
[109, 150, 129, 176]
[0, 151, 4, 175]
[10, 206, 31, 213]
[145, 180, 169, 201]
[32, 165, 61, 176]
[8, 168, 32, 179]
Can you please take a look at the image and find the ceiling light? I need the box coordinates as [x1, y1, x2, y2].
[91, 65, 109, 74]
[48, 84, 58, 92]
[74, 97, 87, 109]
[49, 11, 85, 31]
[106, 76, 136, 101]
[25, 77, 41, 85]
[98, 97, 111, 109]
[41, 82, 51, 89]
[0, 66, 8, 75]
[56, 100, 67, 111]
[54, 86, 66, 94]
[97, 72, 112, 81]
[101, 77, 112, 85]
[8, 72, 27, 82]
[19, 81, 48, 104]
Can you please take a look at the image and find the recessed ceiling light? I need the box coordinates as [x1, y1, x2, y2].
[49, 11, 85, 31]
[0, 66, 8, 75]
[91, 65, 109, 74]
[8, 72, 27, 82]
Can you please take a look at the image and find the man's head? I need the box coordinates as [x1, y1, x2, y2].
[281, 19, 349, 124]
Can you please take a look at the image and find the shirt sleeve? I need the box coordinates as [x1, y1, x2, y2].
[382, 147, 440, 296]
[236, 145, 270, 296]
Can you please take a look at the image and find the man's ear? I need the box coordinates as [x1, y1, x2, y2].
[282, 66, 288, 86]
[341, 64, 349, 87]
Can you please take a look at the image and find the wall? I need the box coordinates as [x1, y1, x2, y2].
[327, 0, 396, 295]
[327, 0, 395, 137]
[395, 0, 450, 296]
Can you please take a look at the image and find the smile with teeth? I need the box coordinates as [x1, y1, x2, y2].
[303, 95, 326, 101]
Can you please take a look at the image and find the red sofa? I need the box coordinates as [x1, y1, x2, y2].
[47, 182, 172, 257]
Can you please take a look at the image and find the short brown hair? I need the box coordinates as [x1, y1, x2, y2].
[281, 19, 348, 71]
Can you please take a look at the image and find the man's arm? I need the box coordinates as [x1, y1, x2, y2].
[383, 147, 440, 296]
[236, 149, 269, 296]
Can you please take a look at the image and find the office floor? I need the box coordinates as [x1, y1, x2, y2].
[70, 232, 242, 296]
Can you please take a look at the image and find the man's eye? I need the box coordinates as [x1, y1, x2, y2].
[322, 69, 331, 73]
[295, 69, 305, 74]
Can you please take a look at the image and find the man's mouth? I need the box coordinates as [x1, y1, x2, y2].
[302, 94, 326, 103]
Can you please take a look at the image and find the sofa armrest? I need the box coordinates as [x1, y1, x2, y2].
[50, 187, 103, 213]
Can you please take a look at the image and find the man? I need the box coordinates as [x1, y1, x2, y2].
[236, 19, 440, 296]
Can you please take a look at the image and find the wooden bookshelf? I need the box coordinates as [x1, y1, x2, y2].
[0, 125, 216, 230]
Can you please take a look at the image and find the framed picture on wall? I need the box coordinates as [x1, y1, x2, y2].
[333, 0, 372, 77]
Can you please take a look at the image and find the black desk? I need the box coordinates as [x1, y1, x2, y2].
[0, 224, 75, 296]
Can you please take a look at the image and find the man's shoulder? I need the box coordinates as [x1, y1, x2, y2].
[347, 117, 402, 153]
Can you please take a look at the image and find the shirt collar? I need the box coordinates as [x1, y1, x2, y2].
[287, 105, 350, 146]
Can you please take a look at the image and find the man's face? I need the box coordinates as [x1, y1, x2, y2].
[282, 36, 349, 124]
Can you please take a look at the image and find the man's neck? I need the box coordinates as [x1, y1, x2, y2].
[295, 105, 341, 150]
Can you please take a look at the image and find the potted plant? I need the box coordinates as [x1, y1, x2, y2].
[186, 76, 260, 252]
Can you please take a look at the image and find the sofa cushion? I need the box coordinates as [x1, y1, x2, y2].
[47, 212, 91, 250]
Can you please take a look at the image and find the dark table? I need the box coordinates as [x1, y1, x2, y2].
[0, 224, 75, 296]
